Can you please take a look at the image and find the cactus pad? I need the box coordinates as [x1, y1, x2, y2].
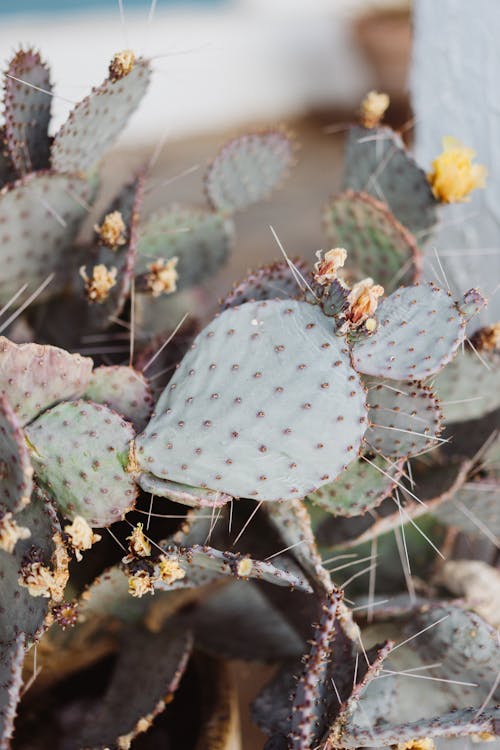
[51, 58, 151, 174]
[0, 337, 93, 425]
[0, 396, 33, 513]
[307, 454, 403, 517]
[67, 626, 193, 750]
[25, 400, 137, 526]
[352, 284, 466, 380]
[3, 49, 52, 174]
[323, 191, 421, 292]
[221, 259, 308, 310]
[434, 347, 500, 423]
[205, 130, 295, 213]
[83, 366, 153, 432]
[0, 634, 24, 750]
[365, 378, 443, 458]
[138, 473, 232, 507]
[135, 299, 367, 501]
[343, 125, 438, 237]
[0, 494, 62, 645]
[435, 478, 500, 536]
[0, 172, 93, 304]
[136, 204, 233, 291]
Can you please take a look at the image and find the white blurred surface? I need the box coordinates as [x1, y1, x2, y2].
[0, 0, 381, 145]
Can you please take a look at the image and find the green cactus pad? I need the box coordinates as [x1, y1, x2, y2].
[435, 477, 500, 537]
[0, 395, 33, 513]
[87, 173, 145, 328]
[0, 493, 62, 645]
[205, 130, 295, 213]
[25, 400, 137, 526]
[0, 128, 16, 188]
[343, 125, 438, 237]
[51, 58, 151, 174]
[352, 283, 466, 380]
[434, 347, 500, 423]
[83, 366, 153, 432]
[186, 580, 305, 661]
[0, 634, 24, 750]
[135, 299, 367, 501]
[340, 707, 500, 748]
[154, 543, 312, 592]
[136, 204, 233, 291]
[137, 473, 232, 507]
[365, 378, 443, 458]
[323, 191, 421, 292]
[0, 172, 94, 304]
[0, 337, 93, 425]
[221, 259, 308, 310]
[67, 626, 193, 750]
[3, 49, 52, 174]
[307, 453, 403, 517]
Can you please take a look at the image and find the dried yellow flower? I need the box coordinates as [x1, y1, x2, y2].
[19, 535, 69, 602]
[347, 278, 384, 327]
[109, 49, 136, 81]
[237, 557, 253, 577]
[156, 556, 186, 585]
[126, 523, 151, 558]
[428, 136, 487, 203]
[128, 569, 154, 598]
[396, 739, 436, 750]
[146, 257, 179, 297]
[0, 511, 30, 554]
[360, 90, 390, 128]
[64, 516, 101, 562]
[313, 248, 347, 286]
[471, 322, 500, 352]
[94, 210, 127, 249]
[80, 264, 117, 303]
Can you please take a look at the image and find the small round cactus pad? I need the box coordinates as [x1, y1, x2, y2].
[135, 299, 367, 501]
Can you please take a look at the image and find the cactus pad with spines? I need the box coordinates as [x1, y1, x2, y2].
[323, 190, 421, 292]
[135, 299, 367, 501]
[352, 283, 467, 380]
[343, 125, 438, 236]
[3, 49, 52, 174]
[83, 365, 153, 432]
[0, 337, 93, 425]
[365, 378, 443, 458]
[136, 204, 233, 291]
[25, 400, 137, 526]
[434, 346, 500, 423]
[0, 634, 24, 750]
[221, 259, 308, 310]
[51, 57, 151, 174]
[205, 130, 295, 213]
[435, 478, 500, 537]
[307, 453, 403, 517]
[137, 474, 232, 507]
[0, 172, 94, 304]
[0, 396, 33, 513]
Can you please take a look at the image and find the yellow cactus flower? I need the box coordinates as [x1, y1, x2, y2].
[64, 516, 102, 562]
[0, 511, 30, 554]
[126, 523, 151, 558]
[128, 569, 154, 598]
[80, 264, 117, 303]
[428, 136, 487, 203]
[94, 210, 127, 249]
[396, 739, 435, 750]
[146, 257, 179, 297]
[156, 556, 186, 585]
[347, 278, 384, 327]
[237, 557, 253, 577]
[360, 90, 390, 128]
[109, 49, 136, 81]
[313, 248, 347, 286]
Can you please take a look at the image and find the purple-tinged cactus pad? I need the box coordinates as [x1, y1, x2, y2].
[352, 283, 466, 380]
[0, 337, 92, 425]
[323, 190, 421, 292]
[0, 395, 33, 513]
[307, 453, 403, 517]
[3, 49, 52, 174]
[138, 473, 232, 507]
[66, 626, 193, 750]
[136, 204, 233, 291]
[0, 493, 61, 645]
[83, 365, 154, 432]
[51, 58, 151, 174]
[435, 477, 500, 537]
[205, 130, 295, 213]
[153, 543, 312, 592]
[434, 347, 500, 423]
[221, 259, 308, 310]
[0, 172, 94, 305]
[25, 400, 137, 526]
[0, 128, 16, 188]
[135, 299, 367, 501]
[343, 125, 438, 237]
[0, 634, 24, 750]
[365, 378, 443, 458]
